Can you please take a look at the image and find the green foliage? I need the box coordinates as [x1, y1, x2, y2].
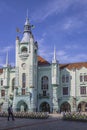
[63, 112, 87, 122]
[0, 112, 49, 119]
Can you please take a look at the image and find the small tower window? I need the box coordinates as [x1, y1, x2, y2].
[21, 47, 27, 53]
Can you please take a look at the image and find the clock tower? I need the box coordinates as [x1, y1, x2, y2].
[13, 15, 38, 112]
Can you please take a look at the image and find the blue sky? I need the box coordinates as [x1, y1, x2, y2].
[0, 0, 87, 66]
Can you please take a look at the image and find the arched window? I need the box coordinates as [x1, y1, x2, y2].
[22, 73, 26, 88]
[21, 47, 27, 53]
[12, 78, 15, 91]
[41, 76, 49, 90]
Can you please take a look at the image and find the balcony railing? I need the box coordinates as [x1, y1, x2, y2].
[38, 93, 50, 99]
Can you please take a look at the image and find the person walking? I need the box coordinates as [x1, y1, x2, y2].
[8, 105, 15, 121]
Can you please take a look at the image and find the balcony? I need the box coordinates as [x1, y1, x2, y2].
[38, 93, 50, 99]
[19, 52, 29, 59]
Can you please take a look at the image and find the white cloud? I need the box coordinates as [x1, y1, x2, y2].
[0, 56, 5, 67]
[62, 17, 84, 32]
[57, 51, 87, 63]
[70, 54, 87, 62]
[0, 45, 14, 67]
[0, 45, 14, 53]
[37, 35, 87, 63]
[0, 1, 14, 14]
[57, 50, 66, 56]
[38, 46, 87, 63]
[65, 44, 79, 49]
[31, 0, 73, 22]
[31, 0, 87, 22]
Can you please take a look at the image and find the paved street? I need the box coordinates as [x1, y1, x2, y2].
[0, 114, 87, 130]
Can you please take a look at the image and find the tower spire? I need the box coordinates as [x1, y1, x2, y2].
[54, 46, 56, 61]
[52, 45, 57, 63]
[6, 51, 9, 66]
[21, 10, 35, 43]
[27, 8, 28, 18]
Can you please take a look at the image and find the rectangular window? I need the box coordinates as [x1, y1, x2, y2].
[1, 80, 3, 86]
[63, 87, 68, 95]
[84, 75, 87, 82]
[80, 75, 83, 82]
[22, 89, 25, 95]
[41, 76, 48, 90]
[66, 75, 69, 82]
[1, 90, 5, 96]
[22, 73, 26, 88]
[43, 91, 46, 96]
[80, 86, 86, 94]
[62, 75, 65, 83]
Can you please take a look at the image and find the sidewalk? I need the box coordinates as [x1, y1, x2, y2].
[49, 113, 63, 119]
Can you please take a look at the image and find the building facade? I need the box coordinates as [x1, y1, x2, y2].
[0, 16, 87, 113]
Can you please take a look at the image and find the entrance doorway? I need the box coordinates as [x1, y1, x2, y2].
[17, 100, 28, 112]
[78, 101, 87, 112]
[60, 102, 71, 112]
[40, 102, 50, 112]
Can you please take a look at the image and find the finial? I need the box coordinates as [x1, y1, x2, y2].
[27, 8, 28, 18]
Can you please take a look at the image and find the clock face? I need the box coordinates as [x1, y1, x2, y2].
[21, 63, 26, 69]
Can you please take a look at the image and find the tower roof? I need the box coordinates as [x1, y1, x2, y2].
[21, 13, 34, 43]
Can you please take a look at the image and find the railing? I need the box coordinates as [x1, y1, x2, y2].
[19, 53, 29, 58]
[38, 93, 50, 99]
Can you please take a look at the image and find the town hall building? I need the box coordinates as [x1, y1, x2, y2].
[0, 15, 87, 113]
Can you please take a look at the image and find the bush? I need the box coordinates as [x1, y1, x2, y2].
[63, 112, 87, 122]
[0, 112, 49, 119]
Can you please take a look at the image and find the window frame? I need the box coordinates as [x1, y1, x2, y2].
[63, 87, 68, 96]
[41, 76, 49, 90]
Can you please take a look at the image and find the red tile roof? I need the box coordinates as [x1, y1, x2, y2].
[38, 56, 87, 69]
[0, 68, 3, 74]
[38, 56, 50, 66]
[60, 62, 87, 70]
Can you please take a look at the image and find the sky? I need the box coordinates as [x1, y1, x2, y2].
[0, 0, 87, 66]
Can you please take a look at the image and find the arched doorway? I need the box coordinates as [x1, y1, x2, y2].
[60, 102, 71, 112]
[40, 102, 50, 112]
[78, 101, 87, 112]
[17, 100, 28, 112]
